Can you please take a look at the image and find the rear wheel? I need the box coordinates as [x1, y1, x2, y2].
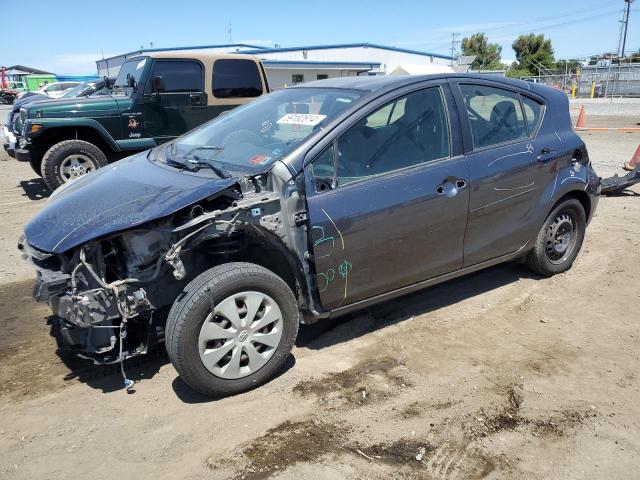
[41, 140, 108, 190]
[165, 262, 299, 397]
[525, 198, 586, 276]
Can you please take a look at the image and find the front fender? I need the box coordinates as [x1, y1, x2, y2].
[25, 118, 121, 151]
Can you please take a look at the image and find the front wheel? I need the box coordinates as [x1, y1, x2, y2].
[525, 198, 586, 276]
[165, 263, 299, 397]
[41, 140, 108, 190]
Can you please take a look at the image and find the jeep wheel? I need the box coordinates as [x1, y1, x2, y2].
[41, 140, 108, 190]
[29, 156, 42, 176]
[165, 263, 299, 397]
[525, 198, 586, 277]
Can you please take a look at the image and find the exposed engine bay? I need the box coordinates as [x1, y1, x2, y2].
[18, 164, 313, 370]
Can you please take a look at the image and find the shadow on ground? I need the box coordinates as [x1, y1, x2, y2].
[0, 261, 536, 401]
[297, 261, 537, 350]
[19, 178, 50, 201]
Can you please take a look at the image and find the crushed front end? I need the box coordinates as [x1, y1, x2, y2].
[18, 169, 293, 368]
[19, 231, 170, 364]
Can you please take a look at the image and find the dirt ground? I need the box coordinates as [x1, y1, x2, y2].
[0, 102, 639, 479]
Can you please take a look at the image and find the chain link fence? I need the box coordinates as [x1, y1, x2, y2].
[521, 63, 640, 98]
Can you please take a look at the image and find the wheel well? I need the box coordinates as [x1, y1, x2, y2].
[554, 190, 591, 221]
[36, 127, 114, 157]
[192, 231, 301, 299]
[241, 243, 298, 294]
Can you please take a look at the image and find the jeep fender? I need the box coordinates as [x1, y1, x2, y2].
[27, 118, 121, 152]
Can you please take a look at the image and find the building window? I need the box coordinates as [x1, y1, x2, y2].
[292, 74, 304, 84]
[317, 74, 328, 80]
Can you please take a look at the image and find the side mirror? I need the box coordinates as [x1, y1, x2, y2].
[103, 76, 113, 89]
[126, 73, 137, 90]
[152, 76, 165, 94]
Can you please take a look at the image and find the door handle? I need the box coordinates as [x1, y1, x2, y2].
[537, 147, 555, 163]
[189, 94, 202, 105]
[436, 178, 466, 198]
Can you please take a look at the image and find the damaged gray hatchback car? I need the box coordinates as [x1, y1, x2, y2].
[20, 75, 600, 396]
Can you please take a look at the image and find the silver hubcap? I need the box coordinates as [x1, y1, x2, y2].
[60, 154, 97, 183]
[198, 291, 283, 379]
[545, 212, 576, 264]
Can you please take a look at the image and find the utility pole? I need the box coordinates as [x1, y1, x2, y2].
[228, 22, 233, 44]
[450, 33, 460, 66]
[621, 0, 635, 57]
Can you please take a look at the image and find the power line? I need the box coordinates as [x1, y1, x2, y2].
[420, 5, 623, 54]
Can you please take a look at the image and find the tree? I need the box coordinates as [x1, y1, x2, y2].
[512, 34, 555, 75]
[461, 33, 503, 70]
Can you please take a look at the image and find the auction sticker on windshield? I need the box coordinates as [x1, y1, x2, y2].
[277, 113, 326, 126]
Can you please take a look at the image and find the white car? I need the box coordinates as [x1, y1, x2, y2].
[17, 81, 82, 100]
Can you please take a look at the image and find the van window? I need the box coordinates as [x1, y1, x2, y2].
[460, 84, 527, 149]
[212, 59, 263, 98]
[149, 60, 203, 93]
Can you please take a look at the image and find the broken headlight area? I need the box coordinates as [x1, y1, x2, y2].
[21, 177, 284, 365]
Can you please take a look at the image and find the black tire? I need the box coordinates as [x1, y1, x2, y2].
[29, 156, 42, 176]
[525, 198, 586, 276]
[165, 262, 299, 397]
[41, 139, 108, 191]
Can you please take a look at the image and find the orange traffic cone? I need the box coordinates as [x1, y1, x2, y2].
[575, 105, 586, 128]
[623, 144, 640, 171]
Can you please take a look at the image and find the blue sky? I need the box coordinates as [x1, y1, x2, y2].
[1, 0, 637, 74]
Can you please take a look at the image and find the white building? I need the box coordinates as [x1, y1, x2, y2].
[96, 42, 453, 89]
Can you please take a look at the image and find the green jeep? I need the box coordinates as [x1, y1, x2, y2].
[14, 51, 270, 190]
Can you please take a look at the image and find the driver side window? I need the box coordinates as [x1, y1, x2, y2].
[310, 86, 451, 190]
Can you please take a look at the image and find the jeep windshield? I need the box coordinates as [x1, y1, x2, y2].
[112, 57, 148, 95]
[162, 87, 363, 172]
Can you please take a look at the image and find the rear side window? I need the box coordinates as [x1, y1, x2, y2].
[460, 85, 527, 149]
[149, 60, 203, 93]
[521, 95, 544, 134]
[212, 59, 263, 98]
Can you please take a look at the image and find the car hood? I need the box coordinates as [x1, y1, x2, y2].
[24, 152, 237, 253]
[12, 94, 50, 112]
[24, 95, 131, 117]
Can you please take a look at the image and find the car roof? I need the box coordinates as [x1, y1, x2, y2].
[296, 73, 538, 94]
[129, 50, 261, 62]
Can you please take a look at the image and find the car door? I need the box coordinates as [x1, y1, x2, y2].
[304, 84, 470, 311]
[452, 82, 562, 267]
[143, 59, 207, 142]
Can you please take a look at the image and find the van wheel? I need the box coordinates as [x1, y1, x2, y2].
[525, 198, 586, 277]
[165, 263, 299, 397]
[41, 140, 108, 190]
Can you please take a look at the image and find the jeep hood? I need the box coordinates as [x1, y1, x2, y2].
[24, 152, 237, 254]
[25, 95, 131, 117]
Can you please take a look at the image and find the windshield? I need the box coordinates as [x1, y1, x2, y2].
[113, 57, 148, 94]
[166, 87, 362, 173]
[60, 82, 94, 98]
